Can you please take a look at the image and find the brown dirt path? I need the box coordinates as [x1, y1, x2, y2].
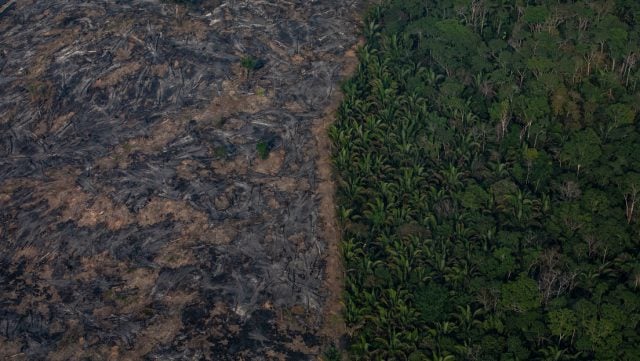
[313, 43, 363, 351]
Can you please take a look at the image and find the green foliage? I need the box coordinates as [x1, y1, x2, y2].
[240, 56, 265, 71]
[213, 146, 227, 158]
[606, 103, 635, 126]
[322, 344, 341, 361]
[523, 6, 549, 25]
[333, 1, 640, 359]
[415, 282, 450, 324]
[460, 184, 490, 210]
[500, 274, 541, 313]
[256, 141, 270, 159]
[560, 129, 602, 174]
[548, 308, 577, 341]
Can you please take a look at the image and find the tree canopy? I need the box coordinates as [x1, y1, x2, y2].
[331, 0, 640, 359]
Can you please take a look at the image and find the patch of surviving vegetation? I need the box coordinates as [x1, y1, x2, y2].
[241, 55, 266, 71]
[333, 0, 640, 360]
[256, 140, 271, 160]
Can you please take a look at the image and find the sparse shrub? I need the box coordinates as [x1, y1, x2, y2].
[256, 141, 270, 159]
[241, 56, 265, 72]
[322, 345, 341, 361]
[213, 146, 227, 158]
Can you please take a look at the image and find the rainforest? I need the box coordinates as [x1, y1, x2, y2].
[332, 0, 640, 360]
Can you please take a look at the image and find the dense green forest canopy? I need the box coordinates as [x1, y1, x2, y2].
[331, 0, 640, 360]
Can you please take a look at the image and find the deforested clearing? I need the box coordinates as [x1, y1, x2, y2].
[0, 1, 361, 359]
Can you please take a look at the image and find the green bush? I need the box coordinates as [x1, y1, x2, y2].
[256, 141, 270, 159]
[240, 56, 265, 71]
[322, 345, 341, 361]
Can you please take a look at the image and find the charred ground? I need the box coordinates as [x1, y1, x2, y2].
[0, 1, 360, 359]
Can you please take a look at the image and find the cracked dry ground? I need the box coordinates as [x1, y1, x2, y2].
[0, 1, 360, 360]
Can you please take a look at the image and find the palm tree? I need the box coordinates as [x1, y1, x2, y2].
[445, 259, 478, 289]
[387, 239, 422, 284]
[422, 68, 445, 87]
[344, 294, 367, 326]
[488, 159, 510, 179]
[381, 288, 411, 311]
[452, 304, 484, 338]
[363, 20, 381, 43]
[454, 132, 481, 166]
[379, 181, 399, 205]
[333, 147, 353, 173]
[351, 335, 371, 359]
[394, 302, 420, 327]
[537, 345, 582, 361]
[364, 197, 390, 231]
[504, 188, 535, 223]
[373, 328, 410, 360]
[382, 33, 403, 60]
[390, 207, 414, 227]
[429, 247, 449, 276]
[396, 166, 424, 195]
[341, 237, 362, 265]
[438, 163, 464, 191]
[479, 227, 497, 253]
[340, 174, 366, 206]
[429, 353, 456, 361]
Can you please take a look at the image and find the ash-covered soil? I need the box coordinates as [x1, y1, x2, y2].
[0, 1, 360, 359]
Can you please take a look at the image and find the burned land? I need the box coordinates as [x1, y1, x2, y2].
[0, 1, 360, 359]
